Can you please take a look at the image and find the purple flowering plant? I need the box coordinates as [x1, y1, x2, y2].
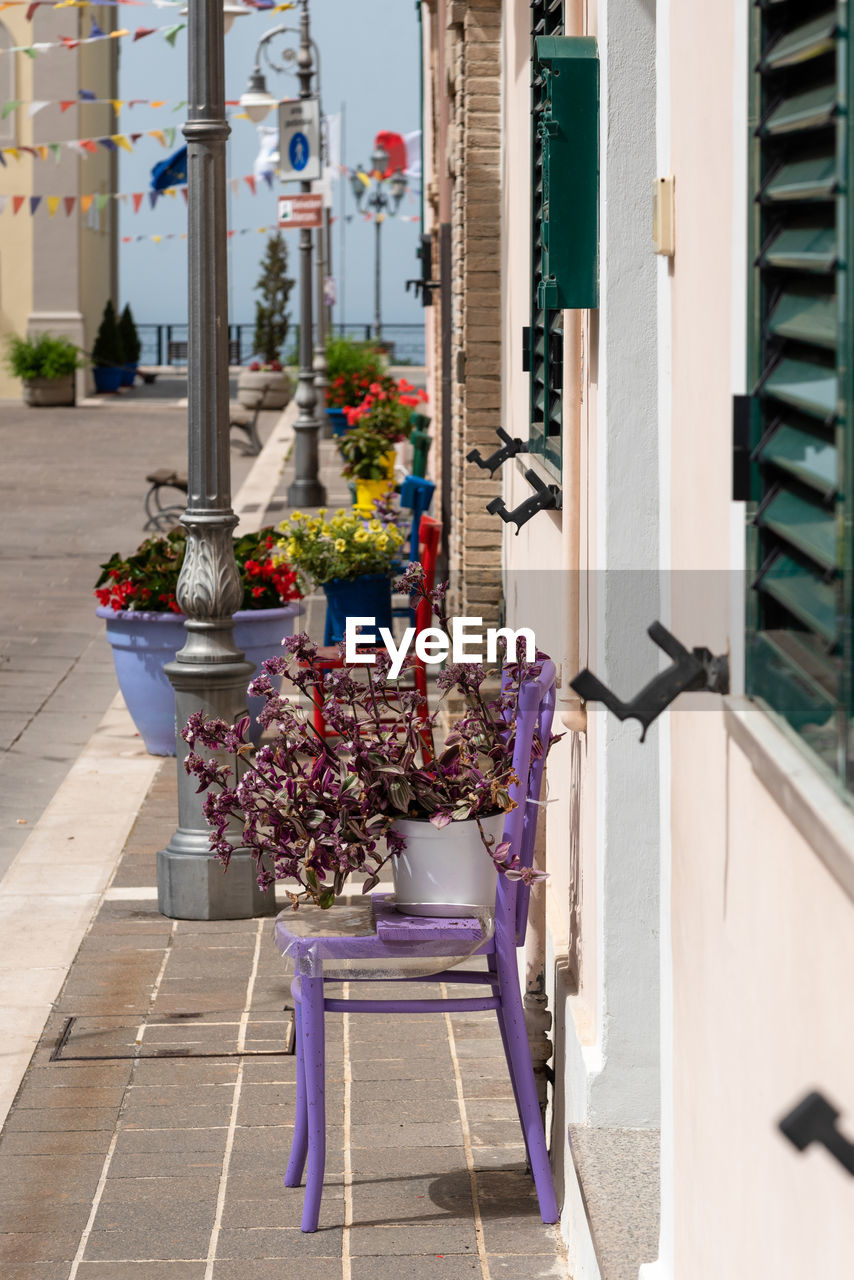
[182, 565, 551, 909]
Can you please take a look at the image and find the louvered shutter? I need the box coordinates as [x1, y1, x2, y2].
[529, 0, 564, 472]
[746, 0, 854, 783]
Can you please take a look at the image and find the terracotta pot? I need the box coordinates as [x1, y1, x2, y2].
[236, 368, 293, 410]
[22, 374, 75, 407]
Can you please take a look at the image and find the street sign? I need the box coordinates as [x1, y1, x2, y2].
[278, 98, 321, 182]
[278, 193, 324, 229]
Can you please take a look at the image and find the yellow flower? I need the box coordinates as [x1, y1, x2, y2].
[354, 528, 369, 543]
[368, 519, 382, 532]
[376, 534, 388, 551]
[334, 539, 347, 552]
[290, 511, 303, 521]
[316, 508, 327, 518]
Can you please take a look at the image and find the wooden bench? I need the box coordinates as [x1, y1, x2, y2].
[143, 391, 271, 531]
[167, 339, 241, 366]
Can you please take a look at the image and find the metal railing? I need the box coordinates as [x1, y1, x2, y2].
[136, 323, 426, 368]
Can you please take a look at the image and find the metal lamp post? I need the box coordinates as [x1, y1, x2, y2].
[157, 0, 272, 919]
[239, 2, 326, 505]
[350, 145, 408, 343]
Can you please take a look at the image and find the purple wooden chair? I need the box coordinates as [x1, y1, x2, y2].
[275, 659, 559, 1232]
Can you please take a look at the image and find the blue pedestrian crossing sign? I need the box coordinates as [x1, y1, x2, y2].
[278, 98, 321, 182]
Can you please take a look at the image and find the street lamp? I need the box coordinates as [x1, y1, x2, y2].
[240, 4, 327, 503]
[350, 144, 408, 343]
[157, 0, 270, 919]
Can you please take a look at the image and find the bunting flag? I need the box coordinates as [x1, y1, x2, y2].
[46, 194, 60, 216]
[12, 195, 25, 214]
[0, 0, 147, 11]
[0, 168, 276, 211]
[0, 126, 193, 161]
[119, 223, 283, 246]
[1, 93, 253, 117]
[0, 21, 185, 57]
[63, 195, 75, 216]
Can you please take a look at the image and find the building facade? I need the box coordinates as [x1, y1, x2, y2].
[0, 6, 117, 399]
[422, 2, 854, 1276]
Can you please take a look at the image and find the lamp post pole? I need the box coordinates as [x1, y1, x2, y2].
[157, 0, 272, 919]
[288, 0, 326, 506]
[350, 147, 408, 349]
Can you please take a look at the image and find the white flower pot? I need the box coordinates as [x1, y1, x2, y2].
[236, 368, 293, 410]
[390, 812, 504, 917]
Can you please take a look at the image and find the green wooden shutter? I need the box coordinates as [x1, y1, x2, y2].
[746, 0, 853, 784]
[530, 0, 565, 473]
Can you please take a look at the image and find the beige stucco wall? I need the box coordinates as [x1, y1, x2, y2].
[0, 14, 35, 399]
[668, 4, 854, 1274]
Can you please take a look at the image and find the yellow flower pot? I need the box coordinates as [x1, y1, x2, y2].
[382, 449, 397, 479]
[354, 477, 393, 515]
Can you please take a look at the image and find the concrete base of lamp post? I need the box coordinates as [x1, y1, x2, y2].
[158, 655, 276, 921]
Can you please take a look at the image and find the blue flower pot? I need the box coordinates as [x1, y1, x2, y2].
[119, 362, 139, 388]
[322, 573, 393, 646]
[93, 366, 123, 394]
[96, 603, 303, 755]
[327, 407, 349, 437]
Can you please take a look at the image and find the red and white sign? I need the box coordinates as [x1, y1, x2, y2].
[277, 193, 324, 229]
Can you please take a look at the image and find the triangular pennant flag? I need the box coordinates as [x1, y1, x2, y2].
[0, 195, 7, 215]
[46, 195, 60, 217]
[243, 175, 256, 196]
[80, 139, 98, 153]
[60, 35, 79, 49]
[181, 187, 188, 204]
[111, 134, 133, 152]
[63, 196, 75, 216]
[0, 151, 5, 168]
[4, 147, 19, 161]
[96, 192, 110, 212]
[59, 100, 74, 112]
[150, 100, 165, 108]
[151, 234, 162, 243]
[21, 48, 37, 59]
[27, 101, 48, 117]
[89, 19, 105, 37]
[262, 171, 273, 189]
[226, 230, 235, 239]
[130, 133, 142, 143]
[119, 193, 128, 204]
[149, 130, 166, 147]
[18, 146, 35, 157]
[49, 143, 61, 163]
[78, 89, 96, 101]
[80, 194, 93, 213]
[29, 195, 41, 215]
[132, 191, 143, 212]
[163, 126, 176, 148]
[98, 137, 117, 151]
[172, 101, 186, 113]
[0, 100, 20, 121]
[229, 177, 239, 194]
[12, 195, 25, 214]
[166, 186, 176, 198]
[133, 26, 154, 40]
[162, 23, 184, 46]
[122, 235, 131, 243]
[149, 190, 159, 208]
[111, 100, 124, 114]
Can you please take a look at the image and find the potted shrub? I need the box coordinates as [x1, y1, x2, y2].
[4, 332, 80, 407]
[338, 425, 397, 512]
[324, 335, 387, 434]
[237, 231, 295, 409]
[118, 304, 142, 388]
[91, 300, 126, 394]
[94, 526, 302, 755]
[340, 379, 428, 508]
[182, 566, 551, 912]
[276, 506, 405, 644]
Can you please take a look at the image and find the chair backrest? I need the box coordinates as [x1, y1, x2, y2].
[494, 660, 557, 950]
[400, 475, 436, 563]
[414, 514, 441, 636]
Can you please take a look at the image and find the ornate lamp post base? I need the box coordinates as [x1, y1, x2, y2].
[158, 656, 276, 921]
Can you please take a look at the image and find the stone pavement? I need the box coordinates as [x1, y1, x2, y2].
[0, 383, 569, 1279]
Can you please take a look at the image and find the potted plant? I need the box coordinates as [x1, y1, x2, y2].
[94, 526, 302, 756]
[237, 231, 295, 409]
[91, 299, 126, 394]
[276, 506, 405, 644]
[182, 566, 551, 912]
[118, 304, 142, 388]
[337, 425, 397, 512]
[4, 332, 80, 407]
[324, 335, 387, 434]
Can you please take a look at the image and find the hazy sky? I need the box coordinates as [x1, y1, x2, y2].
[117, 0, 422, 334]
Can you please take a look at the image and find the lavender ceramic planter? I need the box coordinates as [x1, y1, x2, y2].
[96, 603, 302, 756]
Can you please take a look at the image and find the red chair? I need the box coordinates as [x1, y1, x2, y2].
[307, 514, 441, 738]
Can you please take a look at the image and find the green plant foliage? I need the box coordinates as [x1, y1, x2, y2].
[253, 231, 295, 365]
[324, 335, 386, 407]
[91, 300, 126, 368]
[337, 425, 394, 480]
[118, 304, 142, 364]
[276, 507, 404, 587]
[4, 332, 81, 382]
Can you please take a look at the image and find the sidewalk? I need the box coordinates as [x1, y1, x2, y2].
[0, 398, 569, 1280]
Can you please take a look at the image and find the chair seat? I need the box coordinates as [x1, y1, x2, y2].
[274, 893, 493, 981]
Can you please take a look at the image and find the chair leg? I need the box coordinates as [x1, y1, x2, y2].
[489, 957, 531, 1168]
[299, 975, 327, 1233]
[284, 996, 308, 1188]
[495, 949, 559, 1224]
